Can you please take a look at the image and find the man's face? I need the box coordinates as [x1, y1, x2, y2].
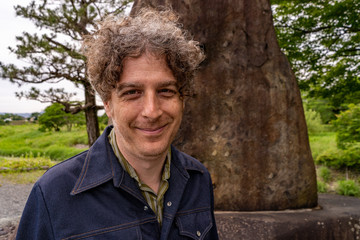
[104, 53, 183, 161]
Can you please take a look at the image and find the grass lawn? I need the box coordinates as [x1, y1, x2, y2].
[0, 124, 88, 161]
[308, 132, 337, 160]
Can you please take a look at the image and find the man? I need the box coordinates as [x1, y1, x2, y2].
[16, 8, 218, 239]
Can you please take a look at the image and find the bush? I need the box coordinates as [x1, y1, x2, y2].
[302, 97, 336, 124]
[341, 145, 360, 170]
[318, 166, 331, 183]
[304, 106, 327, 134]
[333, 103, 360, 149]
[316, 147, 360, 171]
[0, 156, 56, 172]
[316, 149, 343, 169]
[317, 181, 328, 193]
[336, 180, 360, 197]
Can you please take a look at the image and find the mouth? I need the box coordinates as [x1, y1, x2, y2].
[136, 124, 167, 135]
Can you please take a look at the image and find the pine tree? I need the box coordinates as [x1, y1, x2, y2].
[0, 0, 132, 146]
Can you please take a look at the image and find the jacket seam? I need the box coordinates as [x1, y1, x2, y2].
[176, 206, 211, 216]
[71, 148, 92, 194]
[37, 183, 56, 239]
[61, 217, 156, 240]
[176, 210, 213, 240]
[73, 173, 113, 193]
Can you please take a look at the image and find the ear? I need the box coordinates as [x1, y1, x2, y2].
[103, 100, 112, 118]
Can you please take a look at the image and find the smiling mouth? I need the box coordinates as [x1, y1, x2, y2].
[136, 125, 167, 135]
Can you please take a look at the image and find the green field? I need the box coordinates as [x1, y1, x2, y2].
[0, 124, 88, 161]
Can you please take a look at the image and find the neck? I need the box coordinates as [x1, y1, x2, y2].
[121, 150, 167, 194]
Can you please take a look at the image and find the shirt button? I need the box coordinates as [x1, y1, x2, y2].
[144, 206, 148, 211]
[167, 201, 172, 207]
[197, 231, 201, 237]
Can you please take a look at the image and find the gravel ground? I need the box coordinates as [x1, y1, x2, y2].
[0, 183, 33, 240]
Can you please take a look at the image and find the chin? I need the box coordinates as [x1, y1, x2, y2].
[140, 144, 169, 158]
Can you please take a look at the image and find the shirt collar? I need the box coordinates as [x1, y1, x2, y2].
[108, 128, 171, 185]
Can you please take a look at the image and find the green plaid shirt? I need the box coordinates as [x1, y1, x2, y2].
[108, 128, 170, 226]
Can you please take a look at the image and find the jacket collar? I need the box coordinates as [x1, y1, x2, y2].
[71, 126, 204, 195]
[71, 126, 121, 195]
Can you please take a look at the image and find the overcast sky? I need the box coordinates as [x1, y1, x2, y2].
[0, 0, 83, 114]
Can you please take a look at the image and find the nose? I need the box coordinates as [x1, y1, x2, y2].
[141, 92, 163, 120]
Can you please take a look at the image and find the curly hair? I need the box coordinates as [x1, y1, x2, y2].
[82, 8, 205, 102]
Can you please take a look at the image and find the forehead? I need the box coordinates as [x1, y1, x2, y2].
[118, 53, 176, 86]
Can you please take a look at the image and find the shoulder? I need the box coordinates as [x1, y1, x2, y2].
[36, 150, 88, 194]
[171, 146, 209, 175]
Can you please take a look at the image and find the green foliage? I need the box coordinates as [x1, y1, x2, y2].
[316, 147, 360, 171]
[45, 145, 84, 160]
[39, 103, 69, 131]
[98, 113, 109, 131]
[336, 179, 360, 197]
[0, 124, 88, 161]
[38, 103, 85, 132]
[0, 113, 26, 122]
[308, 132, 337, 160]
[333, 104, 360, 149]
[302, 97, 336, 124]
[30, 112, 41, 121]
[316, 149, 343, 168]
[304, 106, 326, 134]
[272, 0, 360, 108]
[0, 156, 56, 172]
[318, 166, 331, 183]
[317, 181, 328, 193]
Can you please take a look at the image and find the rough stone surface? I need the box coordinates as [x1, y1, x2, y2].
[132, 0, 318, 210]
[215, 194, 360, 240]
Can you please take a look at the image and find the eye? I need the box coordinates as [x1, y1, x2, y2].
[124, 89, 141, 95]
[158, 88, 177, 97]
[120, 89, 142, 99]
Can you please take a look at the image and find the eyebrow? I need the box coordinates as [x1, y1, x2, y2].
[116, 80, 178, 92]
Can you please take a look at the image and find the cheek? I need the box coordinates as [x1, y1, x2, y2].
[171, 100, 184, 120]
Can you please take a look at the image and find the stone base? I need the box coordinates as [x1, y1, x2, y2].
[215, 194, 360, 240]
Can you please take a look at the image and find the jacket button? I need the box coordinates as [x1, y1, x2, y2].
[196, 231, 201, 237]
[167, 201, 172, 207]
[144, 206, 148, 211]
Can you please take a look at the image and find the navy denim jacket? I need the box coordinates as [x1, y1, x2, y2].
[16, 126, 219, 239]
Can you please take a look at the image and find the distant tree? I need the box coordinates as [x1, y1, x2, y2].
[0, 113, 25, 121]
[39, 103, 82, 132]
[271, 0, 360, 108]
[30, 112, 41, 121]
[0, 0, 132, 145]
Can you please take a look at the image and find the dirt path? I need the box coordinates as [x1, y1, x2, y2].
[0, 183, 33, 240]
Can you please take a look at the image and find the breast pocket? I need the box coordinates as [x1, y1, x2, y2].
[175, 210, 213, 240]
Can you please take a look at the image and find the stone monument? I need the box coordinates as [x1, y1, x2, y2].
[132, 0, 317, 211]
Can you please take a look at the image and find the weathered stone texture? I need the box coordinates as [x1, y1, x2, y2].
[132, 0, 318, 210]
[215, 194, 360, 240]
